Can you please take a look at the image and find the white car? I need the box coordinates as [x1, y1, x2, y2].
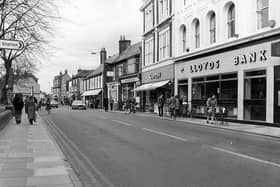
[71, 100, 86, 110]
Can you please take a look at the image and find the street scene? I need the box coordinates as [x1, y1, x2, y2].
[1, 0, 280, 186]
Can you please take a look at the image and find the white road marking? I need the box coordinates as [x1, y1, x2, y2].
[142, 128, 188, 142]
[112, 120, 134, 127]
[212, 147, 280, 168]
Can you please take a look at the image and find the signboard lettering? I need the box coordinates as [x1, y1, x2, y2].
[149, 72, 162, 80]
[190, 60, 220, 73]
[0, 39, 24, 50]
[234, 50, 267, 66]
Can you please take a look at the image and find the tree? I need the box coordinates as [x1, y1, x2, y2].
[0, 0, 61, 104]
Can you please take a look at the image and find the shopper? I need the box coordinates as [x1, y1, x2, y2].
[175, 95, 180, 118]
[45, 97, 51, 114]
[110, 97, 114, 111]
[104, 97, 109, 112]
[206, 93, 217, 124]
[158, 94, 164, 117]
[130, 97, 136, 114]
[12, 93, 24, 124]
[26, 96, 36, 125]
[182, 95, 188, 117]
[169, 94, 176, 120]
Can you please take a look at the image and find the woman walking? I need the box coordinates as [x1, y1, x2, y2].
[12, 93, 24, 124]
[26, 96, 36, 125]
[45, 97, 51, 114]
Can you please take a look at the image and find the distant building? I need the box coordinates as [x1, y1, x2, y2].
[51, 70, 71, 103]
[13, 72, 40, 100]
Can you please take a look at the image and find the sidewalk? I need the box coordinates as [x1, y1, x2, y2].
[109, 110, 280, 139]
[0, 114, 82, 187]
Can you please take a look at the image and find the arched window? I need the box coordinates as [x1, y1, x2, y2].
[209, 13, 216, 44]
[257, 0, 269, 29]
[228, 4, 236, 38]
[180, 25, 187, 52]
[194, 20, 200, 48]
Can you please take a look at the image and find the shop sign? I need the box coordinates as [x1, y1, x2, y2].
[107, 71, 114, 77]
[149, 72, 162, 80]
[271, 42, 280, 57]
[233, 50, 267, 66]
[121, 77, 139, 84]
[189, 60, 220, 74]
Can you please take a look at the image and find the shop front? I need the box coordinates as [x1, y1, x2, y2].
[175, 35, 280, 124]
[120, 77, 141, 110]
[135, 64, 174, 113]
[82, 89, 102, 108]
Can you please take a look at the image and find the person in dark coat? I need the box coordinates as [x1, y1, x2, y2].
[45, 97, 51, 114]
[12, 93, 24, 124]
[26, 96, 36, 125]
[157, 94, 164, 117]
[103, 97, 109, 112]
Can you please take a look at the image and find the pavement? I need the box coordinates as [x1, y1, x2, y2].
[0, 113, 83, 187]
[108, 110, 280, 139]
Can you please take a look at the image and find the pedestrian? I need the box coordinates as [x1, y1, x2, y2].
[38, 99, 42, 111]
[104, 97, 109, 112]
[169, 94, 176, 120]
[26, 96, 36, 125]
[206, 93, 217, 124]
[130, 97, 136, 114]
[110, 97, 114, 111]
[12, 93, 24, 124]
[46, 97, 51, 114]
[175, 95, 180, 119]
[182, 95, 188, 117]
[157, 94, 164, 117]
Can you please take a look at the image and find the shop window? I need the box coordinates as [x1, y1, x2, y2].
[244, 70, 266, 121]
[178, 79, 188, 100]
[192, 83, 205, 100]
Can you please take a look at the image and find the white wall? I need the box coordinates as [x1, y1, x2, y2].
[174, 0, 280, 58]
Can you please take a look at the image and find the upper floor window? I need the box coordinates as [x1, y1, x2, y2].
[194, 19, 200, 48]
[144, 4, 154, 32]
[159, 28, 170, 60]
[228, 4, 236, 38]
[126, 58, 139, 74]
[144, 38, 154, 66]
[158, 0, 169, 22]
[180, 25, 187, 53]
[257, 0, 269, 29]
[209, 12, 216, 44]
[118, 64, 124, 77]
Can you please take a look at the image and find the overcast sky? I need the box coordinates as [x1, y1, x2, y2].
[37, 0, 142, 93]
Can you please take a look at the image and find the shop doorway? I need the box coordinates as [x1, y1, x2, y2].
[274, 66, 280, 124]
[244, 70, 266, 121]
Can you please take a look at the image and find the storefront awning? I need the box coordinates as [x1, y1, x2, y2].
[134, 80, 170, 92]
[82, 89, 102, 97]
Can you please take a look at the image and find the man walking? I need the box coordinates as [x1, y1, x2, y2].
[158, 94, 164, 117]
[206, 93, 217, 124]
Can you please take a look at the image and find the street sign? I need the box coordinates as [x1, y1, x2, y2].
[0, 39, 24, 50]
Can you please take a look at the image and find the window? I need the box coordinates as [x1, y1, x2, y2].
[144, 38, 154, 66]
[228, 4, 236, 38]
[209, 12, 216, 44]
[194, 20, 200, 48]
[158, 0, 169, 22]
[180, 25, 187, 53]
[158, 28, 170, 60]
[118, 64, 123, 77]
[126, 58, 138, 74]
[144, 4, 154, 32]
[257, 0, 269, 29]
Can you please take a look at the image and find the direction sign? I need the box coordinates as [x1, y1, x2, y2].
[0, 39, 24, 50]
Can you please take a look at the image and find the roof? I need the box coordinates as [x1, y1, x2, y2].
[72, 70, 93, 79]
[114, 42, 141, 63]
[105, 54, 119, 64]
[87, 64, 104, 78]
[18, 72, 38, 82]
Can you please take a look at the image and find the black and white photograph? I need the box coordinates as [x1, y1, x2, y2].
[0, 0, 280, 186]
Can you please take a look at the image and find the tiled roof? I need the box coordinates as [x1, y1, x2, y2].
[114, 42, 141, 63]
[87, 64, 104, 78]
[105, 54, 119, 64]
[72, 70, 93, 79]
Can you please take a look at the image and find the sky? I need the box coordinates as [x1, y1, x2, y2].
[37, 0, 142, 93]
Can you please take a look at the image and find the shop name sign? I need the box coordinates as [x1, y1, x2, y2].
[233, 50, 267, 66]
[189, 60, 220, 73]
[121, 77, 139, 84]
[149, 72, 162, 80]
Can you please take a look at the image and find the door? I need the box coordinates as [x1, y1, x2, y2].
[274, 66, 280, 124]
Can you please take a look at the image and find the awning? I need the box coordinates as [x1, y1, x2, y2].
[134, 80, 170, 92]
[82, 89, 102, 97]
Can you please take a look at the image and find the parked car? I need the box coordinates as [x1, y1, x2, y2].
[71, 100, 86, 110]
[50, 100, 58, 108]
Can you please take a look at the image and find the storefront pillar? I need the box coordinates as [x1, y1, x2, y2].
[267, 66, 274, 123]
[174, 78, 178, 95]
[188, 78, 192, 111]
[238, 70, 244, 120]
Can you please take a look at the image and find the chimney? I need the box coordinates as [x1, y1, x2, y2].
[119, 35, 131, 54]
[100, 48, 107, 64]
[65, 69, 68, 75]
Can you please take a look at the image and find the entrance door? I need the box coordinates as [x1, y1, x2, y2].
[274, 66, 280, 124]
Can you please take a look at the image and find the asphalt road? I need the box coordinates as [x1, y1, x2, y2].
[41, 107, 280, 187]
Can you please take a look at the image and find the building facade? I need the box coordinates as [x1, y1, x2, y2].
[107, 38, 141, 110]
[173, 0, 280, 124]
[60, 70, 71, 104]
[137, 0, 175, 113]
[52, 74, 61, 101]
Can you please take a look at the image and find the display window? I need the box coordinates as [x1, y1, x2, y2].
[244, 70, 266, 121]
